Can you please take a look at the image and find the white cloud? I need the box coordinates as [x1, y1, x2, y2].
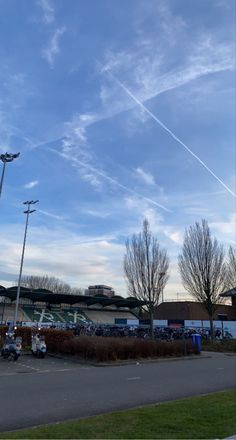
[23, 180, 39, 189]
[83, 209, 110, 219]
[134, 0, 187, 48]
[42, 26, 66, 67]
[183, 206, 214, 216]
[108, 74, 235, 198]
[62, 26, 235, 202]
[60, 115, 171, 211]
[0, 224, 126, 293]
[164, 229, 183, 245]
[124, 197, 183, 245]
[61, 113, 104, 191]
[98, 30, 235, 122]
[0, 219, 187, 298]
[210, 213, 236, 236]
[38, 0, 55, 24]
[38, 209, 64, 221]
[135, 167, 155, 185]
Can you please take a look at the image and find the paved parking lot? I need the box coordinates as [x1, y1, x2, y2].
[0, 353, 83, 376]
[0, 352, 235, 432]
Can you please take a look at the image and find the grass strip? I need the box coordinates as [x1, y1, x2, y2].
[1, 389, 236, 439]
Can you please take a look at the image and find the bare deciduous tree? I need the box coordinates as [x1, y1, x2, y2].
[19, 275, 83, 295]
[227, 246, 236, 289]
[124, 218, 169, 338]
[178, 219, 227, 341]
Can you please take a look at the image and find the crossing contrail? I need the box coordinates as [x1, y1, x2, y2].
[107, 72, 236, 198]
[60, 152, 171, 212]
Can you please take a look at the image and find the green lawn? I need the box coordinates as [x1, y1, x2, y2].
[1, 390, 236, 439]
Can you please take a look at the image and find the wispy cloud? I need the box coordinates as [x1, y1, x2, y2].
[83, 209, 110, 219]
[99, 35, 234, 106]
[60, 30, 235, 199]
[164, 230, 183, 245]
[38, 0, 55, 24]
[124, 196, 182, 245]
[143, 207, 183, 245]
[62, 113, 102, 190]
[42, 26, 66, 67]
[59, 113, 171, 211]
[60, 150, 171, 212]
[0, 223, 126, 293]
[23, 180, 39, 189]
[38, 209, 64, 221]
[183, 206, 214, 216]
[108, 73, 236, 198]
[210, 213, 236, 236]
[135, 167, 155, 185]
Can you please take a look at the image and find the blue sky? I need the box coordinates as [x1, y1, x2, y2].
[0, 0, 235, 299]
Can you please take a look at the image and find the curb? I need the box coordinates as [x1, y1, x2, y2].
[47, 352, 211, 367]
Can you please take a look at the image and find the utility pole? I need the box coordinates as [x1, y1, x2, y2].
[0, 152, 20, 199]
[13, 200, 39, 327]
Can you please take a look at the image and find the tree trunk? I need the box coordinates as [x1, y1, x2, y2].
[149, 307, 154, 340]
[209, 315, 214, 343]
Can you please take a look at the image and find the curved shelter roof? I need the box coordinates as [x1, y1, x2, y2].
[0, 286, 145, 309]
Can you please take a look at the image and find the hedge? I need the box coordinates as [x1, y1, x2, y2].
[0, 326, 193, 361]
[0, 326, 73, 349]
[58, 336, 193, 362]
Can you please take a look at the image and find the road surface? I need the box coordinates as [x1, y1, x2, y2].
[0, 352, 235, 432]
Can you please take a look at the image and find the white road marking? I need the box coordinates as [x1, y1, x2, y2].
[55, 368, 72, 372]
[127, 376, 141, 381]
[17, 363, 40, 371]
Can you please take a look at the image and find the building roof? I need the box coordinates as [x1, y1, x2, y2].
[220, 287, 236, 297]
[0, 285, 145, 309]
[142, 301, 236, 321]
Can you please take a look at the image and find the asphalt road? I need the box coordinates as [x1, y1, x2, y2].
[0, 352, 235, 432]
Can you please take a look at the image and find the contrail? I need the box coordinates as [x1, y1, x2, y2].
[107, 72, 236, 198]
[60, 152, 172, 212]
[32, 136, 171, 212]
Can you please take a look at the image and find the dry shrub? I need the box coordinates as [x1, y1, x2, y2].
[0, 326, 194, 360]
[202, 339, 236, 352]
[57, 336, 193, 362]
[0, 326, 8, 346]
[0, 326, 73, 350]
[39, 328, 73, 352]
[0, 325, 31, 348]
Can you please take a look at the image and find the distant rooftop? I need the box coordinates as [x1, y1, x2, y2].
[220, 287, 236, 297]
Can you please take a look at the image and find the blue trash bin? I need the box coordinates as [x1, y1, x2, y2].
[194, 334, 201, 354]
[191, 333, 196, 349]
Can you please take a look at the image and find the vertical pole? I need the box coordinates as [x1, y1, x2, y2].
[0, 161, 6, 199]
[13, 209, 30, 327]
[221, 320, 224, 340]
[0, 297, 6, 324]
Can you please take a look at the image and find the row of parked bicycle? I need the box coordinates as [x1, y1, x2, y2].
[74, 324, 233, 340]
[0, 328, 47, 361]
[1, 323, 233, 362]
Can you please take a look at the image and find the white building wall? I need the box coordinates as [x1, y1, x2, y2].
[153, 320, 168, 326]
[184, 320, 236, 338]
[184, 320, 202, 328]
[127, 319, 139, 326]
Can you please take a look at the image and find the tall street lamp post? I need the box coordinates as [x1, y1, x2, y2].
[13, 200, 39, 327]
[0, 152, 20, 199]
